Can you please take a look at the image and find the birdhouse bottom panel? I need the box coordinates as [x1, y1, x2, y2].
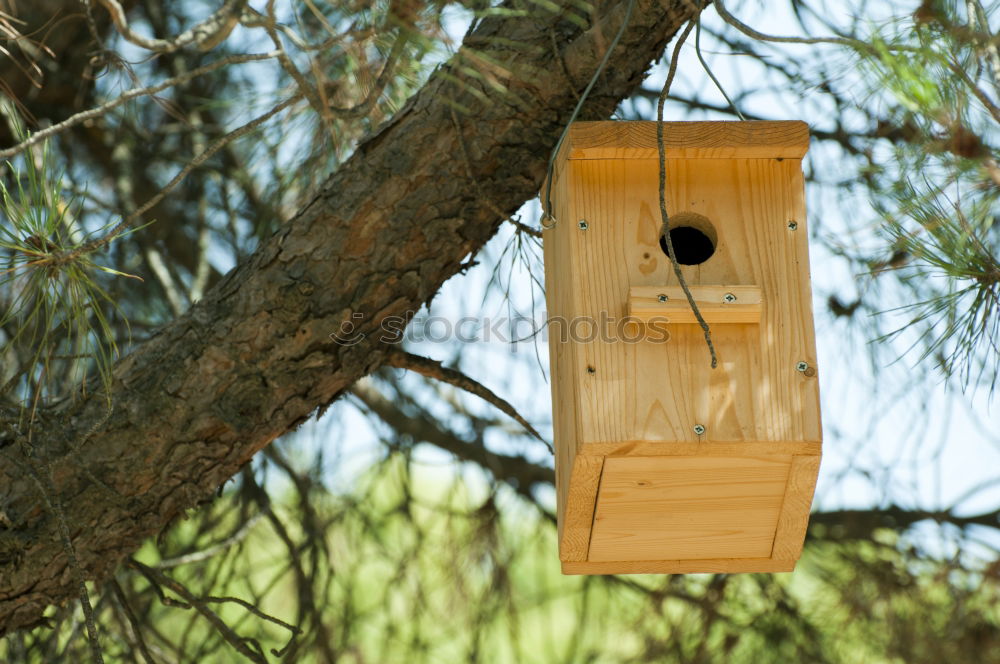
[559, 452, 820, 575]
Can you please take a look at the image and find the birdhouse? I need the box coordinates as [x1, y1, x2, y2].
[543, 121, 821, 575]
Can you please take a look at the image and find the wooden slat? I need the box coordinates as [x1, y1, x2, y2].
[562, 558, 796, 575]
[581, 441, 821, 457]
[562, 121, 809, 160]
[559, 456, 604, 562]
[770, 455, 822, 561]
[588, 456, 791, 563]
[628, 285, 762, 324]
[544, 150, 582, 543]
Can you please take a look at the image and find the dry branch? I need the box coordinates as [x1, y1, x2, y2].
[384, 349, 548, 449]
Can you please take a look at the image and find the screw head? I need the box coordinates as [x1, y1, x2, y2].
[577, 219, 589, 230]
[787, 220, 799, 231]
[693, 424, 706, 435]
[657, 293, 669, 303]
[586, 365, 596, 375]
[723, 292, 737, 303]
[796, 361, 809, 372]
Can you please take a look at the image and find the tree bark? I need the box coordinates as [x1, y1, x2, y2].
[0, 0, 695, 635]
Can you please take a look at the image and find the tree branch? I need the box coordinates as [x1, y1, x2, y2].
[350, 381, 554, 501]
[0, 0, 699, 634]
[809, 506, 1000, 541]
[384, 349, 549, 451]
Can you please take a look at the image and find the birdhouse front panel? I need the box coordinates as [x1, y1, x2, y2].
[543, 122, 821, 575]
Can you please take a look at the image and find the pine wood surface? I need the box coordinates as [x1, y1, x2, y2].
[544, 121, 822, 574]
[628, 285, 763, 324]
[560, 121, 810, 161]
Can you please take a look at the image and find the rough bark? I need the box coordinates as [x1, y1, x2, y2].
[0, 0, 695, 635]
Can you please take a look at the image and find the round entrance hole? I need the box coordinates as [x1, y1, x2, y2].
[658, 212, 717, 265]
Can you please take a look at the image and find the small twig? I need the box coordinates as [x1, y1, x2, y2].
[713, 0, 857, 48]
[694, 9, 745, 120]
[509, 218, 543, 238]
[657, 17, 718, 369]
[77, 0, 106, 55]
[945, 59, 1000, 124]
[261, 0, 329, 127]
[241, 5, 344, 52]
[156, 510, 267, 568]
[56, 94, 300, 265]
[144, 246, 185, 316]
[351, 383, 554, 500]
[109, 579, 157, 664]
[0, 51, 280, 160]
[201, 595, 302, 657]
[329, 30, 409, 119]
[94, 0, 246, 53]
[970, 0, 1000, 94]
[713, 0, 923, 59]
[384, 349, 552, 454]
[11, 451, 105, 663]
[128, 559, 269, 664]
[542, 0, 638, 223]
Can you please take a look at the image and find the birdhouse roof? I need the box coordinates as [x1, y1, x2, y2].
[558, 121, 810, 161]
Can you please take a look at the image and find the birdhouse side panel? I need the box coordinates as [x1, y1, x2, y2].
[544, 162, 610, 557]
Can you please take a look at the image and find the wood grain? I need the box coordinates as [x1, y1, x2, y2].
[581, 441, 821, 457]
[771, 455, 822, 561]
[544, 121, 822, 573]
[561, 121, 809, 161]
[544, 152, 579, 542]
[563, 156, 820, 445]
[588, 456, 791, 562]
[629, 285, 763, 324]
[562, 558, 796, 575]
[559, 455, 604, 562]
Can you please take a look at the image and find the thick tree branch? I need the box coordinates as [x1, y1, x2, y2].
[809, 506, 1000, 541]
[0, 0, 697, 634]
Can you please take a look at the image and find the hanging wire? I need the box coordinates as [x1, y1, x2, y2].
[540, 0, 748, 367]
[695, 9, 746, 121]
[656, 14, 719, 369]
[541, 0, 637, 229]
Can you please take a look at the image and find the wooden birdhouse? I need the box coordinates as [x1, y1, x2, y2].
[543, 121, 821, 575]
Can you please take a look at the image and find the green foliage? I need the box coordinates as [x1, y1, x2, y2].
[0, 124, 135, 410]
[851, 1, 1000, 388]
[4, 452, 996, 663]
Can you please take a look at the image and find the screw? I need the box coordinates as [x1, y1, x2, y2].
[577, 219, 589, 230]
[796, 361, 809, 372]
[693, 424, 706, 435]
[657, 293, 669, 303]
[723, 292, 737, 303]
[586, 365, 596, 375]
[787, 220, 798, 231]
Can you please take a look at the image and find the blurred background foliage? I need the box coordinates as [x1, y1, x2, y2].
[1, 0, 998, 661]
